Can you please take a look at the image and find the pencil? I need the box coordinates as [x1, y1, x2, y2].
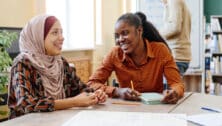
[130, 80, 134, 90]
[111, 101, 141, 105]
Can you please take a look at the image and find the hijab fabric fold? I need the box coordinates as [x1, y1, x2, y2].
[12, 14, 65, 99]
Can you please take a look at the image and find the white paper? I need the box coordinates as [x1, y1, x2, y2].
[187, 113, 222, 126]
[63, 111, 187, 126]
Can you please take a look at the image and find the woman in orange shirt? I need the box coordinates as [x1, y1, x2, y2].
[88, 12, 184, 104]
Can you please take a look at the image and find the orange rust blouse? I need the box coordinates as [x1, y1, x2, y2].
[88, 40, 184, 98]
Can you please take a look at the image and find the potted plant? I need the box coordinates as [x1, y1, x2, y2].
[0, 30, 18, 120]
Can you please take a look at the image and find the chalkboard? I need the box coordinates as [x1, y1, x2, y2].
[137, 0, 204, 69]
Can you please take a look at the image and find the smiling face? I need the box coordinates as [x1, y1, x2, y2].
[44, 20, 64, 56]
[114, 20, 142, 55]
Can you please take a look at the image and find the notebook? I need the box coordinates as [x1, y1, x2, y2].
[187, 113, 222, 126]
[139, 92, 164, 105]
[62, 110, 187, 126]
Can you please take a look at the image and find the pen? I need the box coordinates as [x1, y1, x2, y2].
[201, 106, 222, 113]
[130, 80, 134, 90]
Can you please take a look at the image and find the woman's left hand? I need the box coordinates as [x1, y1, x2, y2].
[161, 89, 179, 104]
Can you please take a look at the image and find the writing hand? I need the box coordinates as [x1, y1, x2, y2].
[113, 88, 141, 101]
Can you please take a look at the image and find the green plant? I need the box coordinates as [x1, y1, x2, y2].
[0, 30, 18, 94]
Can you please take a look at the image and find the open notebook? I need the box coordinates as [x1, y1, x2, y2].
[139, 92, 164, 105]
[62, 111, 187, 126]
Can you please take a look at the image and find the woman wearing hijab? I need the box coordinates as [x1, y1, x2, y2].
[8, 14, 106, 119]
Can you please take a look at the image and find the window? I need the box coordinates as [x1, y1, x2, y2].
[95, 0, 102, 45]
[46, 0, 94, 50]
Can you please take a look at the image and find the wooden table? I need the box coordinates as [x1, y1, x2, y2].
[4, 92, 221, 126]
[171, 93, 222, 125]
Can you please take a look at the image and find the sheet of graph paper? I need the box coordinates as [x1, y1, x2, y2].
[62, 110, 187, 126]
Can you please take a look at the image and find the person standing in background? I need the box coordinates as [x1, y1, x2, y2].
[160, 0, 191, 75]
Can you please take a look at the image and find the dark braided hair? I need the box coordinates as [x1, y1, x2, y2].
[134, 12, 170, 51]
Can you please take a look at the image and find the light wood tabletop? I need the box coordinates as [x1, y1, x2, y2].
[1, 92, 207, 126]
[171, 93, 222, 126]
[171, 93, 222, 115]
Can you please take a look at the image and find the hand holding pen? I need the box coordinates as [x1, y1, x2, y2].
[113, 80, 140, 101]
[130, 80, 141, 99]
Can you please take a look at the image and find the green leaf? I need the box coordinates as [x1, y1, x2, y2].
[0, 30, 18, 88]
